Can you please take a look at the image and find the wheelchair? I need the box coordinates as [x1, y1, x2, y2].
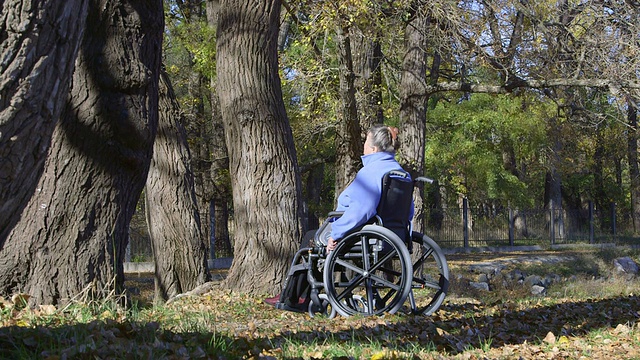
[275, 170, 450, 318]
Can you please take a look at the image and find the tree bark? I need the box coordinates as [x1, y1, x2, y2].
[205, 0, 232, 259]
[334, 24, 363, 197]
[628, 100, 640, 234]
[0, 0, 163, 305]
[0, 0, 89, 243]
[351, 27, 383, 130]
[398, 10, 429, 233]
[216, 0, 303, 294]
[145, 70, 209, 303]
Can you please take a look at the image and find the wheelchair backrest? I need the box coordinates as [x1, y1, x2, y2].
[375, 170, 414, 244]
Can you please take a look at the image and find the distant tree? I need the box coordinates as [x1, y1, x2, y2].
[334, 23, 363, 195]
[204, 0, 233, 259]
[164, 0, 233, 260]
[216, 0, 303, 294]
[628, 100, 640, 234]
[145, 70, 210, 303]
[0, 0, 89, 243]
[0, 0, 163, 305]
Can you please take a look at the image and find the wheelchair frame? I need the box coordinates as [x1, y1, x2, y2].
[275, 172, 450, 318]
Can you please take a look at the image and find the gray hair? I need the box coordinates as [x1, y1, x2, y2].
[368, 124, 399, 153]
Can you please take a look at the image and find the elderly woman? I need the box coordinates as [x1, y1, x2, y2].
[264, 124, 413, 309]
[326, 124, 413, 251]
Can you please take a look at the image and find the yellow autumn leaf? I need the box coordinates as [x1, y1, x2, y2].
[558, 335, 570, 344]
[371, 350, 400, 360]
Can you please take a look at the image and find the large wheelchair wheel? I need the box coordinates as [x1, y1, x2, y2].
[323, 225, 412, 317]
[408, 232, 449, 315]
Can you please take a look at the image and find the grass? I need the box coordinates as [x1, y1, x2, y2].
[1, 247, 640, 359]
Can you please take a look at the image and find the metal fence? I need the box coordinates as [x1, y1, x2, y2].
[127, 200, 640, 262]
[426, 199, 640, 248]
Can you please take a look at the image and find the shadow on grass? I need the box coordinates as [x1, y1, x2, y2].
[261, 294, 640, 356]
[0, 318, 243, 359]
[1, 295, 638, 358]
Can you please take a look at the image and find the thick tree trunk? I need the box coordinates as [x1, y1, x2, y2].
[0, 0, 163, 305]
[398, 11, 428, 233]
[0, 0, 88, 242]
[334, 24, 363, 197]
[217, 0, 303, 294]
[145, 70, 209, 303]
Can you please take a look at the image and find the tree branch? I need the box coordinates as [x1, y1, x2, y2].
[426, 78, 640, 96]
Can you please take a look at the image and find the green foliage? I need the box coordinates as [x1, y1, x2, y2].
[425, 92, 549, 208]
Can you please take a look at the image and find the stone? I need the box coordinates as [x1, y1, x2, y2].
[613, 257, 639, 275]
[507, 269, 526, 282]
[469, 281, 490, 291]
[531, 285, 546, 295]
[524, 274, 543, 287]
[469, 263, 505, 274]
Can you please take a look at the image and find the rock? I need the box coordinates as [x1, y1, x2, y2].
[469, 281, 490, 291]
[544, 273, 562, 286]
[469, 263, 505, 274]
[506, 269, 526, 282]
[613, 257, 639, 275]
[524, 274, 543, 287]
[531, 285, 546, 295]
[477, 273, 490, 283]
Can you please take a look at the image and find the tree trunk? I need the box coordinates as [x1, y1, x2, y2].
[145, 70, 209, 303]
[351, 27, 383, 130]
[593, 131, 610, 230]
[398, 10, 429, 233]
[0, 0, 163, 305]
[216, 0, 303, 294]
[334, 24, 363, 197]
[0, 0, 89, 243]
[205, 0, 232, 259]
[628, 100, 640, 234]
[305, 164, 324, 232]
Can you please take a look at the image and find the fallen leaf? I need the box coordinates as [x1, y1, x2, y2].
[543, 331, 556, 344]
[38, 304, 57, 315]
[11, 293, 30, 308]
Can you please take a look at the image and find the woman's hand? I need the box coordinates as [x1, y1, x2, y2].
[326, 237, 337, 252]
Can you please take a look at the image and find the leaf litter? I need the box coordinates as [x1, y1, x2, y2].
[1, 250, 640, 359]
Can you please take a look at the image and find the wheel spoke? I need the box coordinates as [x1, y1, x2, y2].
[334, 258, 364, 275]
[324, 227, 414, 317]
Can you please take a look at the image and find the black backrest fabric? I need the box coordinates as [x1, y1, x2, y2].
[376, 170, 414, 243]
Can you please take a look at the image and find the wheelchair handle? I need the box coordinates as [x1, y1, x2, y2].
[415, 176, 434, 184]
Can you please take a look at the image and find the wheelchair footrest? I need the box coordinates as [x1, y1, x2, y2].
[275, 301, 307, 313]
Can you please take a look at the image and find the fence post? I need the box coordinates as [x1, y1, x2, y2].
[508, 206, 514, 246]
[550, 203, 555, 246]
[589, 200, 594, 244]
[463, 197, 469, 248]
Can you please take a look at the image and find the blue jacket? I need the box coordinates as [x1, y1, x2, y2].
[330, 151, 414, 240]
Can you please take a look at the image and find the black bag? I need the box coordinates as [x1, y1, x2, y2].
[278, 248, 323, 312]
[280, 265, 310, 309]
